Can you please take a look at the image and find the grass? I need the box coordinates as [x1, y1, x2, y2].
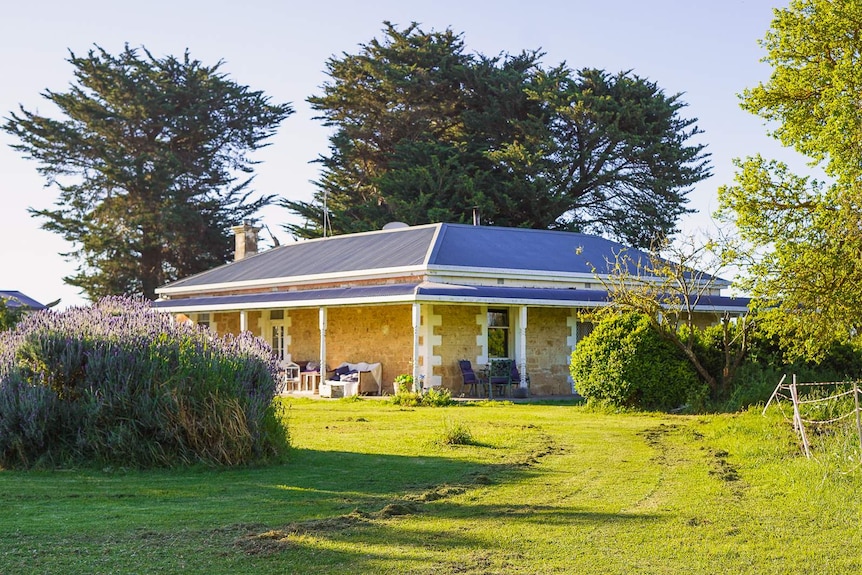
[1, 397, 862, 573]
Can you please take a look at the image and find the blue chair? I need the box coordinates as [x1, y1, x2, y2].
[458, 360, 486, 397]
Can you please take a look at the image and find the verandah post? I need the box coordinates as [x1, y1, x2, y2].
[518, 306, 527, 389]
[412, 303, 421, 392]
[319, 306, 327, 392]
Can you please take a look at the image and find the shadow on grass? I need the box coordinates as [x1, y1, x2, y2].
[0, 447, 535, 530]
[0, 442, 663, 573]
[233, 498, 662, 573]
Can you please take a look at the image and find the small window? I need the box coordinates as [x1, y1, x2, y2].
[197, 313, 211, 329]
[488, 308, 510, 358]
[270, 310, 284, 320]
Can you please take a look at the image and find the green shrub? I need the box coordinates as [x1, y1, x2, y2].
[570, 312, 702, 411]
[720, 332, 862, 411]
[389, 386, 453, 407]
[0, 297, 289, 469]
[0, 298, 25, 331]
[390, 391, 421, 407]
[422, 387, 453, 406]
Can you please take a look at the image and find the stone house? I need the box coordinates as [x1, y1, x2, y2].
[152, 222, 748, 396]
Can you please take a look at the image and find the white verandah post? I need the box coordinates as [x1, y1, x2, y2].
[518, 306, 527, 388]
[412, 303, 421, 391]
[319, 306, 327, 383]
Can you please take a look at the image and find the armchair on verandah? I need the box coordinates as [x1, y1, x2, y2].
[458, 360, 486, 397]
[488, 358, 515, 398]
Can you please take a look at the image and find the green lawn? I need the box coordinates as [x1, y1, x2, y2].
[1, 398, 860, 574]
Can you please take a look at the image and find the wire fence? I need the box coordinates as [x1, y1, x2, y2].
[763, 374, 862, 459]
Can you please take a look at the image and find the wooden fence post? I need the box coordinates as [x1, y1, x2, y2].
[854, 381, 862, 462]
[790, 375, 811, 458]
[762, 374, 788, 416]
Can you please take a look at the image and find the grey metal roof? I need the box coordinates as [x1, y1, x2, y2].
[157, 223, 726, 293]
[417, 283, 746, 310]
[417, 283, 610, 304]
[0, 291, 46, 310]
[160, 224, 438, 290]
[429, 224, 644, 274]
[151, 282, 610, 311]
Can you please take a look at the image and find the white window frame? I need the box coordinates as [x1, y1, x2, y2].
[264, 309, 288, 361]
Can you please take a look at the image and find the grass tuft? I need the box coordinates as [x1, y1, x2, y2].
[435, 418, 475, 446]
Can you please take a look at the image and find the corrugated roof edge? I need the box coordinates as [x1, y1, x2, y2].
[155, 240, 283, 292]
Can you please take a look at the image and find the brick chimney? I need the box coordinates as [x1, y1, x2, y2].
[231, 221, 262, 261]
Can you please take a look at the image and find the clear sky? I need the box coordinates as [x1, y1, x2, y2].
[1, 0, 806, 309]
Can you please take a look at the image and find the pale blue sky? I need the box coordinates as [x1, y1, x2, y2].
[1, 0, 804, 308]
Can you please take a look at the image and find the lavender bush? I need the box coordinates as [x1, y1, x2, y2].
[0, 297, 288, 468]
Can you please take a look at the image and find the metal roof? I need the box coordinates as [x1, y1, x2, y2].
[159, 224, 439, 291]
[157, 223, 711, 295]
[0, 291, 46, 310]
[428, 224, 638, 274]
[152, 281, 749, 314]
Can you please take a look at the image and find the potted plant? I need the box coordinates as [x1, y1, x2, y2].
[393, 374, 413, 395]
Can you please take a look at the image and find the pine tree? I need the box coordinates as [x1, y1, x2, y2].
[284, 22, 709, 248]
[4, 45, 293, 299]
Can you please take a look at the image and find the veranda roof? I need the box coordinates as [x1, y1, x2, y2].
[152, 282, 749, 314]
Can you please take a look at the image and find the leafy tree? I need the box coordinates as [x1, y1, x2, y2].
[283, 22, 710, 248]
[4, 45, 293, 300]
[717, 0, 862, 359]
[588, 235, 752, 397]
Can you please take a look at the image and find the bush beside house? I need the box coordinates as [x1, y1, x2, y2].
[571, 312, 703, 411]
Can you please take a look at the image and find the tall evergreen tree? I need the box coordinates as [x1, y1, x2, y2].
[4, 45, 293, 300]
[284, 22, 709, 248]
[540, 68, 709, 247]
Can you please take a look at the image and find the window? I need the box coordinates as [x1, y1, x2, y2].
[577, 321, 594, 342]
[269, 310, 286, 360]
[197, 313, 211, 329]
[488, 308, 510, 358]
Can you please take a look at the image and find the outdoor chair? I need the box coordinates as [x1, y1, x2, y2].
[488, 358, 514, 398]
[458, 360, 486, 397]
